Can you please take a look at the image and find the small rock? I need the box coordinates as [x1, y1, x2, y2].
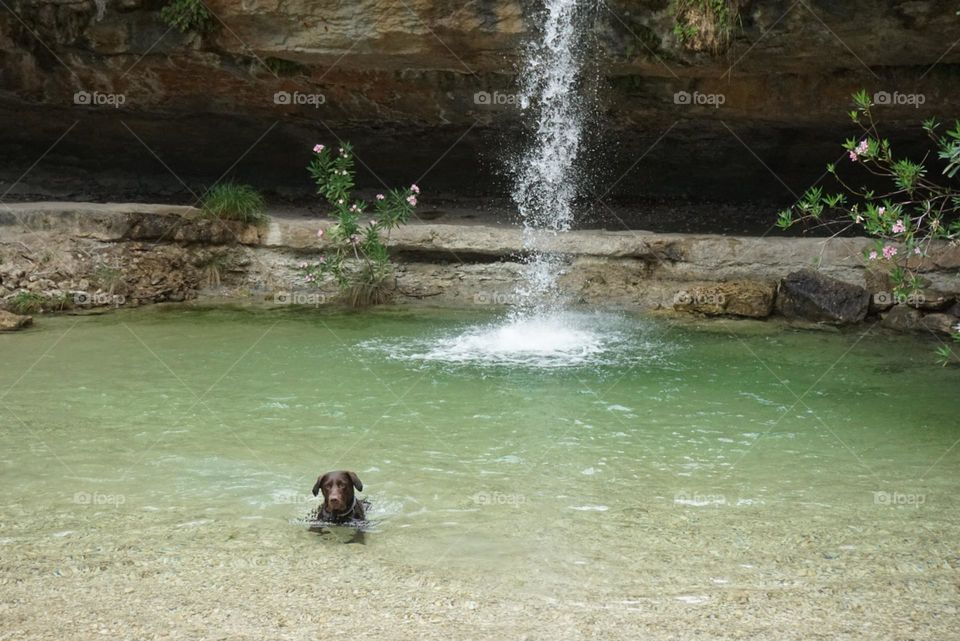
[919, 313, 958, 336]
[881, 305, 922, 332]
[0, 309, 32, 331]
[908, 289, 955, 311]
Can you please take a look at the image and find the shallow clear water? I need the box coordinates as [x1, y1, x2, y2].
[2, 307, 958, 638]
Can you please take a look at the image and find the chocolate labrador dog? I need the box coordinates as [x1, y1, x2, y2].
[312, 470, 366, 524]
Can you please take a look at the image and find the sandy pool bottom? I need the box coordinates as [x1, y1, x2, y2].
[1, 498, 956, 641]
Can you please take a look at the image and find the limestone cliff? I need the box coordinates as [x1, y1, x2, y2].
[1, 0, 958, 205]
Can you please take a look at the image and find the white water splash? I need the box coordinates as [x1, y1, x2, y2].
[415, 313, 609, 368]
[511, 0, 590, 313]
[370, 312, 669, 369]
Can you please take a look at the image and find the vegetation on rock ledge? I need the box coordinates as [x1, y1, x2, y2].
[777, 90, 960, 365]
[161, 0, 214, 34]
[201, 183, 266, 224]
[300, 143, 418, 307]
[671, 0, 741, 53]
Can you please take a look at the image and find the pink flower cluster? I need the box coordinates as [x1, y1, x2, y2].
[891, 219, 906, 234]
[849, 139, 869, 162]
[868, 245, 898, 261]
[313, 144, 324, 153]
[407, 184, 420, 206]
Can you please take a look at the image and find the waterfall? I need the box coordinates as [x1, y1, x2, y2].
[511, 0, 590, 315]
[409, 0, 612, 368]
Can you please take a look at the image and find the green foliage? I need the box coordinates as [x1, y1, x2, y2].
[672, 21, 698, 44]
[160, 0, 214, 34]
[778, 90, 960, 360]
[263, 57, 307, 77]
[201, 183, 267, 224]
[671, 0, 739, 52]
[936, 334, 960, 367]
[301, 143, 418, 307]
[93, 264, 126, 295]
[777, 90, 960, 298]
[7, 291, 45, 315]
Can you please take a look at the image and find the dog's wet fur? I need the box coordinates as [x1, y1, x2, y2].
[309, 470, 368, 543]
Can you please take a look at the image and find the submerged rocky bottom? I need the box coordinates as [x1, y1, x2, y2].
[1, 307, 957, 639]
[2, 500, 956, 640]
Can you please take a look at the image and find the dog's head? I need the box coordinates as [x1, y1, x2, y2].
[312, 470, 363, 513]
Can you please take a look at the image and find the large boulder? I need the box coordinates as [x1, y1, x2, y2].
[776, 269, 870, 325]
[0, 309, 33, 331]
[672, 281, 776, 318]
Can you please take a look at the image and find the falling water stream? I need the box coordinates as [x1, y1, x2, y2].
[511, 0, 589, 312]
[421, 0, 599, 367]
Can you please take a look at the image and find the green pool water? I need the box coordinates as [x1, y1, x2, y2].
[1, 306, 958, 639]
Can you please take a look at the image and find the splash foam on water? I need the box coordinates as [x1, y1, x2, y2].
[371, 312, 668, 369]
[417, 313, 607, 368]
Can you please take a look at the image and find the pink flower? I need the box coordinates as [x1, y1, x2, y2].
[854, 214, 863, 224]
[849, 140, 869, 162]
[877, 206, 885, 216]
[319, 255, 326, 264]
[868, 250, 878, 260]
[914, 247, 922, 256]
[407, 195, 417, 206]
[376, 194, 385, 201]
[410, 184, 420, 194]
[313, 144, 325, 153]
[891, 219, 905, 234]
[297, 261, 309, 269]
[337, 199, 344, 205]
[882, 245, 897, 260]
[317, 228, 324, 238]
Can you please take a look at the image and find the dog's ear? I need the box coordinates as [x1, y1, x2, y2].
[312, 473, 328, 497]
[347, 472, 363, 492]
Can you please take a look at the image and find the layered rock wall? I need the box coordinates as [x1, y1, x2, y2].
[2, 1, 959, 204]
